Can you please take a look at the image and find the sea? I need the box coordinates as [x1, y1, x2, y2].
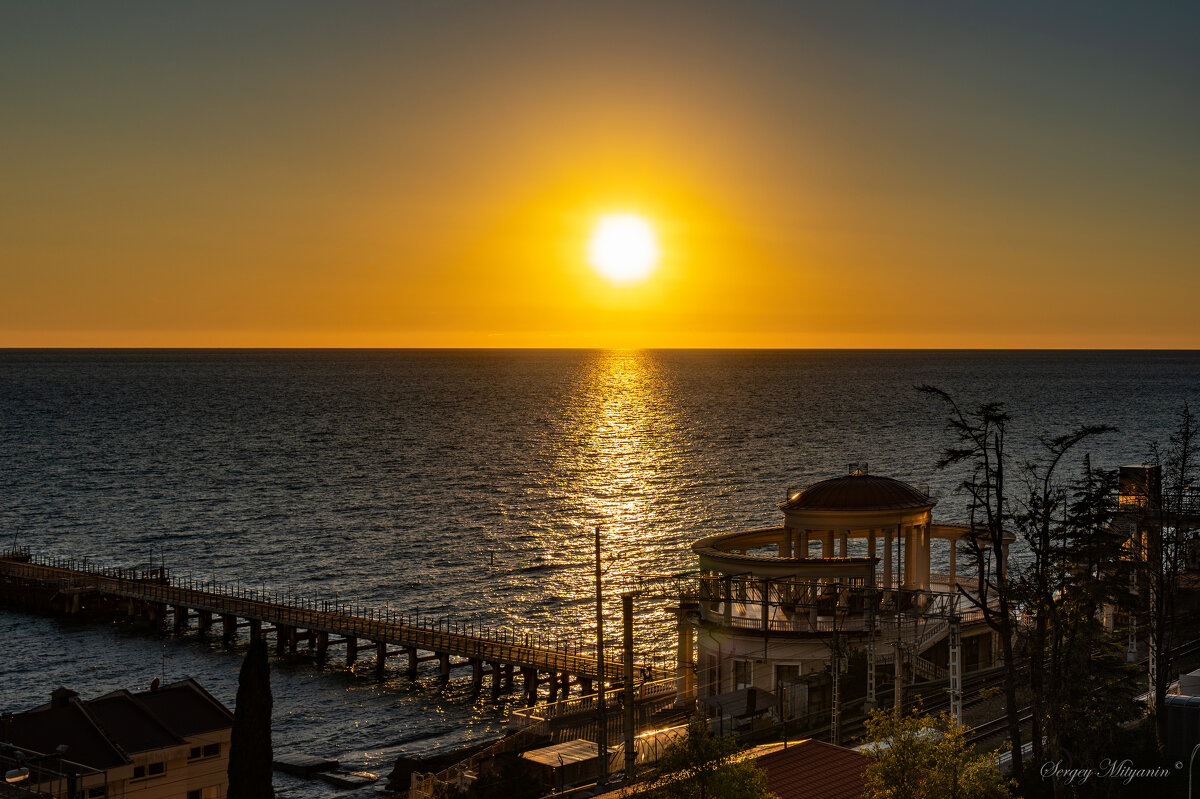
[1, 349, 1198, 795]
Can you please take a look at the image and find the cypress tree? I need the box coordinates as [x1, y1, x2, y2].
[228, 636, 275, 799]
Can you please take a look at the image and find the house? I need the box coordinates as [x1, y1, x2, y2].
[1, 678, 233, 799]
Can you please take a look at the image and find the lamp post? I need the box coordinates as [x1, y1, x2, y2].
[1189, 741, 1200, 798]
[595, 525, 608, 786]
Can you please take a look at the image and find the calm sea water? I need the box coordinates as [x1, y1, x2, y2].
[2, 350, 1198, 794]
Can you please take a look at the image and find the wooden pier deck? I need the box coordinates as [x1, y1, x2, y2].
[0, 552, 640, 702]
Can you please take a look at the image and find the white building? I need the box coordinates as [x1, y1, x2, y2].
[678, 468, 1008, 722]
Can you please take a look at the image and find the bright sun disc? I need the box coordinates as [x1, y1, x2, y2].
[588, 214, 659, 284]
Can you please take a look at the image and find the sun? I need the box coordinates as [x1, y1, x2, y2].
[588, 214, 659, 284]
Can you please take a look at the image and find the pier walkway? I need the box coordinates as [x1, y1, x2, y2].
[0, 552, 638, 703]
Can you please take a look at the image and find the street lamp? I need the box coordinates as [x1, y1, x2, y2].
[1189, 741, 1200, 798]
[4, 767, 29, 784]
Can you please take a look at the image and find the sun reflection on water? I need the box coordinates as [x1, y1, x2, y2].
[530, 350, 693, 656]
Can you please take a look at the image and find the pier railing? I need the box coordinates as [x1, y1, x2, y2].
[0, 551, 631, 679]
[506, 672, 676, 731]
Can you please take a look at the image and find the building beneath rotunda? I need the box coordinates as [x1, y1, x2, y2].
[676, 465, 1010, 730]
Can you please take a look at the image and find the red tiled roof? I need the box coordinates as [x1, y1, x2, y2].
[754, 739, 873, 799]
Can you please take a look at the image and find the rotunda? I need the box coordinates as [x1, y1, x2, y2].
[678, 466, 1009, 729]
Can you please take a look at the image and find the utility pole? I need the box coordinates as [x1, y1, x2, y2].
[1127, 567, 1138, 663]
[830, 628, 841, 745]
[623, 593, 636, 782]
[866, 591, 877, 712]
[595, 526, 608, 786]
[948, 614, 962, 725]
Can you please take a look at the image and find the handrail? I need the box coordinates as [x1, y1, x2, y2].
[0, 553, 636, 679]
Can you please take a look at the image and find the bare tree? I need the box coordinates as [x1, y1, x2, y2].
[918, 387, 1025, 780]
[919, 387, 1114, 785]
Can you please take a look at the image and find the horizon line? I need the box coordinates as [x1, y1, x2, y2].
[3, 346, 1199, 353]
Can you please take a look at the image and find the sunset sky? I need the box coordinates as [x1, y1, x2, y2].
[2, 2, 1198, 348]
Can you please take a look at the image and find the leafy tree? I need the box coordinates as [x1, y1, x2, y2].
[228, 636, 275, 799]
[636, 718, 774, 799]
[861, 710, 1013, 799]
[1144, 401, 1199, 749]
[1031, 460, 1142, 799]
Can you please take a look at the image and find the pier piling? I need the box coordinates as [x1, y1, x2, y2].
[488, 661, 501, 697]
[521, 667, 538, 703]
[0, 553, 638, 705]
[406, 647, 418, 679]
[471, 659, 484, 692]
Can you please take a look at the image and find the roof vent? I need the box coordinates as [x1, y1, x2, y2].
[50, 688, 78, 709]
[848, 462, 869, 476]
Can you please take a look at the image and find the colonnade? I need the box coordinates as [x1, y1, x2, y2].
[778, 524, 978, 592]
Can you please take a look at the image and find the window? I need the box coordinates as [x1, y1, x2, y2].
[147, 762, 165, 776]
[775, 663, 800, 687]
[189, 743, 220, 760]
[87, 788, 106, 798]
[132, 766, 145, 779]
[188, 791, 201, 799]
[733, 660, 753, 690]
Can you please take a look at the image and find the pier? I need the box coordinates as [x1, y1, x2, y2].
[0, 552, 639, 703]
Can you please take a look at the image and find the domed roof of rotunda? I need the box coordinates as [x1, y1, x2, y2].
[781, 473, 934, 512]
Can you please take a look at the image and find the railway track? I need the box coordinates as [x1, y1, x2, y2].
[961, 635, 1200, 747]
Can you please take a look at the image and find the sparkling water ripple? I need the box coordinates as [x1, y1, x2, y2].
[1, 349, 1198, 795]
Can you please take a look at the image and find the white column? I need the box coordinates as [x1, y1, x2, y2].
[822, 531, 834, 559]
[867, 529, 877, 584]
[920, 524, 931, 591]
[883, 528, 893, 590]
[903, 525, 914, 589]
[800, 529, 810, 559]
[838, 530, 849, 558]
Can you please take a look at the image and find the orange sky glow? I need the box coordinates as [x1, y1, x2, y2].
[2, 3, 1197, 348]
